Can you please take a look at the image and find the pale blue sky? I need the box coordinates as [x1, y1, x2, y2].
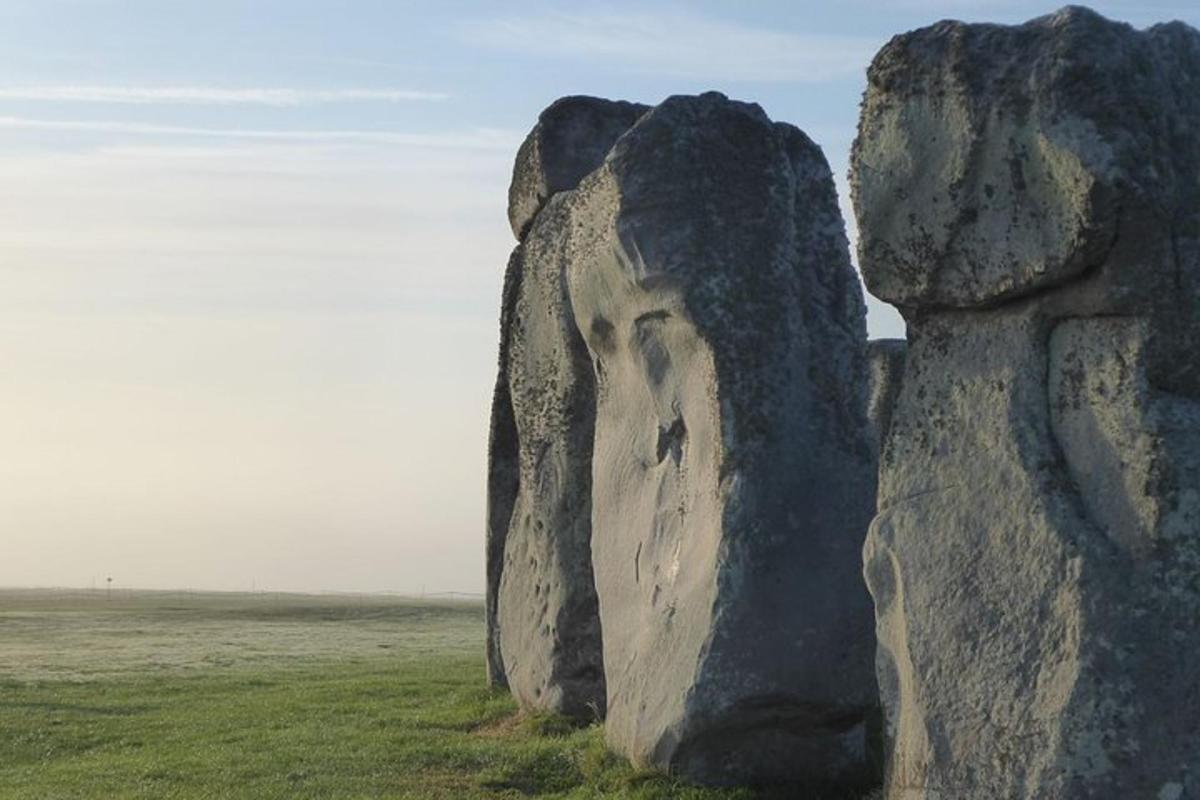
[2, 1, 1195, 593]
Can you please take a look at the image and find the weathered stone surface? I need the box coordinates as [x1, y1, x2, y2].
[507, 96, 649, 241]
[867, 339, 906, 452]
[492, 197, 605, 718]
[852, 5, 1200, 317]
[486, 96, 644, 711]
[485, 247, 522, 689]
[563, 93, 878, 788]
[853, 8, 1200, 798]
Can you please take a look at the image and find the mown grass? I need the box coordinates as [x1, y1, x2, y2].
[0, 590, 874, 799]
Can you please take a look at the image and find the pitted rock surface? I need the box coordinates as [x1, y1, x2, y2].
[852, 5, 1200, 321]
[852, 8, 1200, 798]
[507, 96, 649, 241]
[564, 93, 878, 789]
[485, 97, 644, 712]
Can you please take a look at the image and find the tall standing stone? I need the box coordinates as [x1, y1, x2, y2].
[564, 93, 879, 789]
[486, 96, 647, 713]
[852, 8, 1200, 798]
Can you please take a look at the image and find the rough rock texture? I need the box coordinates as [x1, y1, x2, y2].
[485, 97, 645, 712]
[485, 247, 522, 690]
[852, 7, 1200, 798]
[867, 339, 907, 452]
[507, 96, 649, 240]
[563, 93, 879, 788]
[854, 4, 1200, 323]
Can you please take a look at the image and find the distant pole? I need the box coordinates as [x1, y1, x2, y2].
[106, 577, 113, 601]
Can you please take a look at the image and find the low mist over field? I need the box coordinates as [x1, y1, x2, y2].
[0, 589, 755, 798]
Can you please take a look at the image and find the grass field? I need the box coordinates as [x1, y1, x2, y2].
[0, 589, 873, 799]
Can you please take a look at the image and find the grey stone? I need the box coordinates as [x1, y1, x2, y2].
[485, 247, 522, 690]
[492, 198, 604, 719]
[867, 339, 906, 453]
[852, 7, 1200, 798]
[564, 93, 879, 788]
[853, 4, 1200, 325]
[486, 96, 644, 713]
[507, 96, 649, 241]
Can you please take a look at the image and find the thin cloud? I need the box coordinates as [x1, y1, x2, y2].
[457, 10, 881, 83]
[0, 116, 518, 150]
[0, 86, 448, 105]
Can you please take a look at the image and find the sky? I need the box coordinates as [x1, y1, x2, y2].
[2, 0, 1197, 594]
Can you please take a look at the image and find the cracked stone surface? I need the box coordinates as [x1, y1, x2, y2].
[485, 97, 644, 713]
[852, 7, 1200, 798]
[564, 93, 878, 788]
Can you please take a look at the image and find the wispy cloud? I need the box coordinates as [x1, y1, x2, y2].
[0, 86, 448, 105]
[0, 116, 517, 150]
[457, 10, 882, 83]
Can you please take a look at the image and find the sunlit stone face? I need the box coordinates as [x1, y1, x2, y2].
[563, 93, 878, 788]
[573, 241, 726, 756]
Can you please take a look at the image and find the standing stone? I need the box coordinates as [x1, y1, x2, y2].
[563, 93, 878, 789]
[852, 8, 1200, 798]
[485, 97, 646, 712]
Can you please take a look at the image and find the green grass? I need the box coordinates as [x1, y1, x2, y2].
[0, 589, 872, 799]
